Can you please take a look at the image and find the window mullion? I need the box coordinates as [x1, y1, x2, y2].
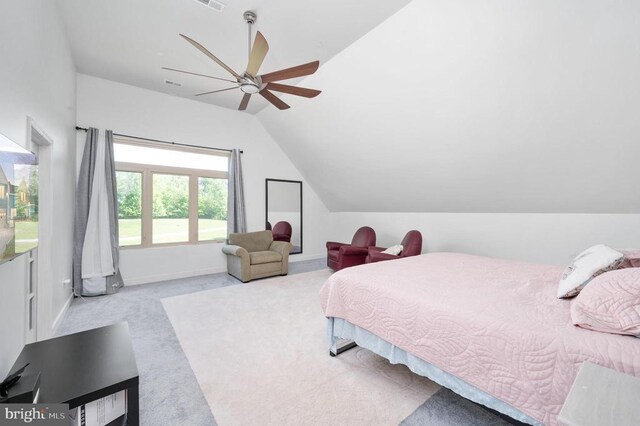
[142, 169, 153, 248]
[189, 174, 198, 244]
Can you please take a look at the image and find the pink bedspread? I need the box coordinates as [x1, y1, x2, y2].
[320, 253, 640, 425]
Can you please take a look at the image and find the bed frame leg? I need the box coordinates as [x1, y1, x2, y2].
[329, 339, 357, 357]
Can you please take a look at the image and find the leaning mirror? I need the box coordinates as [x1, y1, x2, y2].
[266, 179, 302, 254]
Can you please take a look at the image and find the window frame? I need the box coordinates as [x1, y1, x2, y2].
[114, 137, 229, 249]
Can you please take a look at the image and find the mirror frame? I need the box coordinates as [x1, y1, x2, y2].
[265, 178, 303, 255]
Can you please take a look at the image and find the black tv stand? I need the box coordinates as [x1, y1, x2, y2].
[6, 322, 139, 425]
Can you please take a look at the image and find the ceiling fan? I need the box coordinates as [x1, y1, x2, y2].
[163, 11, 321, 111]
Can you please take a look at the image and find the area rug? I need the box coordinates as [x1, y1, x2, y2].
[162, 269, 442, 425]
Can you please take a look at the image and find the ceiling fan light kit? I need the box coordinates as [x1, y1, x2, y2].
[240, 81, 260, 94]
[164, 10, 321, 111]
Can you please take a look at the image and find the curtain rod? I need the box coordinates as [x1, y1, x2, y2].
[75, 126, 243, 154]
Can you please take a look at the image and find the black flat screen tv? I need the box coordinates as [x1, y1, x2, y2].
[0, 132, 38, 264]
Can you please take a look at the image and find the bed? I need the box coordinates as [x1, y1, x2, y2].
[319, 253, 640, 426]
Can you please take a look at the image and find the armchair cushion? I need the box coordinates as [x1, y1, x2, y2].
[368, 251, 403, 263]
[250, 251, 282, 265]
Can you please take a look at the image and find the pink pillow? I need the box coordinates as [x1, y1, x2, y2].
[571, 268, 640, 337]
[618, 249, 640, 269]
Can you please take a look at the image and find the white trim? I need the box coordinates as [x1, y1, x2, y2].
[27, 117, 57, 341]
[123, 265, 228, 286]
[51, 293, 73, 334]
[289, 253, 325, 263]
[26, 116, 53, 151]
[122, 253, 326, 286]
[114, 162, 228, 250]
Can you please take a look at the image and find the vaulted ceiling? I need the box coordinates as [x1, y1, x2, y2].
[258, 0, 640, 213]
[56, 0, 411, 114]
[57, 0, 640, 213]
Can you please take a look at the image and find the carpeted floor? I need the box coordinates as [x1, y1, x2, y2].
[58, 259, 521, 426]
[402, 388, 515, 426]
[162, 269, 440, 425]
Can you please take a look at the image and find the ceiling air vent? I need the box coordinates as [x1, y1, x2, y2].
[193, 0, 225, 12]
[164, 79, 182, 87]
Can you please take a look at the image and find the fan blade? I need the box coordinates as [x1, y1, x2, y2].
[265, 83, 321, 98]
[239, 93, 251, 111]
[246, 31, 269, 77]
[259, 89, 290, 110]
[179, 34, 242, 80]
[162, 67, 237, 83]
[195, 86, 239, 96]
[259, 60, 319, 83]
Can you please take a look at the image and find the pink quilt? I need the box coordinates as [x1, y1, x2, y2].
[320, 253, 640, 425]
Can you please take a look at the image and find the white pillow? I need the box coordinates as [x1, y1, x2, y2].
[557, 244, 624, 299]
[382, 245, 403, 255]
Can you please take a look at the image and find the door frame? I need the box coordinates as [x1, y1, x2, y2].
[26, 116, 53, 341]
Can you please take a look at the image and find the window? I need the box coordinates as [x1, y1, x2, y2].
[198, 177, 228, 241]
[116, 171, 142, 246]
[114, 137, 228, 247]
[152, 173, 189, 244]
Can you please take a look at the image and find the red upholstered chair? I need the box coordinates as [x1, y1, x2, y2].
[272, 221, 292, 243]
[326, 226, 376, 271]
[366, 230, 423, 263]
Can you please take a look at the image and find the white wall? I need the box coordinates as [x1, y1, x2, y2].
[0, 1, 77, 378]
[330, 212, 640, 266]
[76, 74, 329, 285]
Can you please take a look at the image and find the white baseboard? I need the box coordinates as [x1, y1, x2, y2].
[123, 266, 228, 286]
[51, 293, 74, 335]
[289, 253, 325, 262]
[123, 254, 326, 286]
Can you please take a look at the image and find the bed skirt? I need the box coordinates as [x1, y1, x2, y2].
[327, 317, 541, 426]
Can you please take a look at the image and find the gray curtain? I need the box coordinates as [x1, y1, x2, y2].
[104, 130, 123, 294]
[73, 128, 123, 296]
[227, 149, 246, 235]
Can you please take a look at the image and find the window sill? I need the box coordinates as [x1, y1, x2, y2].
[119, 239, 226, 250]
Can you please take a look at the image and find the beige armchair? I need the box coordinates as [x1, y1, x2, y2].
[222, 230, 293, 283]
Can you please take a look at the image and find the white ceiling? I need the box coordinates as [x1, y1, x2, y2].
[56, 0, 640, 214]
[56, 0, 412, 114]
[258, 0, 640, 213]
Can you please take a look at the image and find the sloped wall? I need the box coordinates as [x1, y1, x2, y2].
[258, 0, 640, 213]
